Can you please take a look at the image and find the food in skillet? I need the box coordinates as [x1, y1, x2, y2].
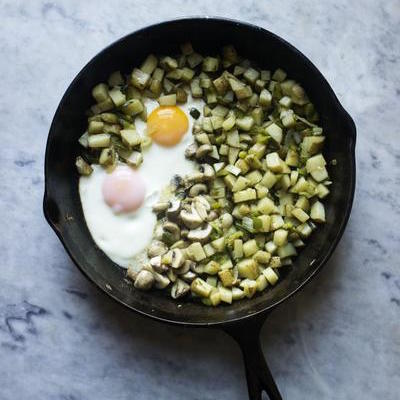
[76, 43, 331, 305]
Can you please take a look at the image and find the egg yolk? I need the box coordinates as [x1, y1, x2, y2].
[147, 106, 189, 146]
[102, 166, 146, 213]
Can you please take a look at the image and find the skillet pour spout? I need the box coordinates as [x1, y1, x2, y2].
[43, 17, 356, 400]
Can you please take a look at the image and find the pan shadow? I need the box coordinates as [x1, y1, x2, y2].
[64, 229, 351, 399]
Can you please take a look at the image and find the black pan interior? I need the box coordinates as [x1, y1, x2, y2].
[44, 18, 356, 326]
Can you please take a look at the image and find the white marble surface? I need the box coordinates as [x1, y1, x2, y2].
[1, 1, 399, 399]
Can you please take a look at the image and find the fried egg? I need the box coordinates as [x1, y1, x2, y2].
[79, 95, 205, 268]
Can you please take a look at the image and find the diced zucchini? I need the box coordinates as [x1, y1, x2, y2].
[204, 260, 220, 275]
[75, 156, 93, 175]
[236, 116, 254, 131]
[121, 129, 141, 148]
[291, 208, 310, 223]
[99, 147, 116, 166]
[219, 286, 233, 304]
[277, 243, 297, 258]
[310, 201, 326, 222]
[219, 269, 235, 287]
[266, 152, 290, 173]
[243, 239, 259, 257]
[259, 89, 272, 107]
[256, 274, 268, 291]
[203, 56, 219, 72]
[108, 88, 126, 107]
[265, 123, 283, 144]
[108, 71, 124, 87]
[88, 120, 104, 135]
[92, 83, 109, 103]
[122, 99, 144, 116]
[237, 259, 258, 279]
[263, 267, 279, 285]
[88, 133, 110, 148]
[233, 188, 257, 203]
[240, 279, 257, 298]
[131, 68, 150, 89]
[273, 229, 288, 246]
[187, 242, 207, 261]
[158, 94, 176, 106]
[191, 278, 213, 297]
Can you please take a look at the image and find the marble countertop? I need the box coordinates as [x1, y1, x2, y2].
[1, 1, 399, 399]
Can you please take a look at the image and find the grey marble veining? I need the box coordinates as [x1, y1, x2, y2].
[0, 1, 399, 399]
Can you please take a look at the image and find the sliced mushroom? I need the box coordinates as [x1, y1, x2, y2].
[207, 211, 219, 221]
[195, 195, 211, 210]
[153, 223, 164, 240]
[127, 265, 139, 281]
[162, 221, 180, 244]
[171, 248, 185, 269]
[167, 268, 177, 283]
[171, 279, 190, 299]
[147, 240, 168, 258]
[170, 239, 188, 249]
[186, 171, 205, 183]
[185, 143, 198, 158]
[221, 213, 233, 229]
[179, 209, 203, 229]
[153, 272, 170, 289]
[196, 144, 213, 159]
[166, 199, 181, 220]
[199, 164, 215, 180]
[181, 270, 197, 282]
[187, 224, 213, 243]
[175, 259, 193, 275]
[134, 270, 154, 290]
[193, 200, 208, 221]
[152, 201, 170, 214]
[189, 183, 208, 197]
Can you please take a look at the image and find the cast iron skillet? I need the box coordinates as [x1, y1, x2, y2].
[43, 18, 356, 400]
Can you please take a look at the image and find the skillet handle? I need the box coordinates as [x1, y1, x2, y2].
[224, 317, 283, 400]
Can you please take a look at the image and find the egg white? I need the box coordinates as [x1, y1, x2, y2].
[79, 95, 205, 268]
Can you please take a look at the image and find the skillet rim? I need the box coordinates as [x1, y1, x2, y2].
[43, 16, 356, 327]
